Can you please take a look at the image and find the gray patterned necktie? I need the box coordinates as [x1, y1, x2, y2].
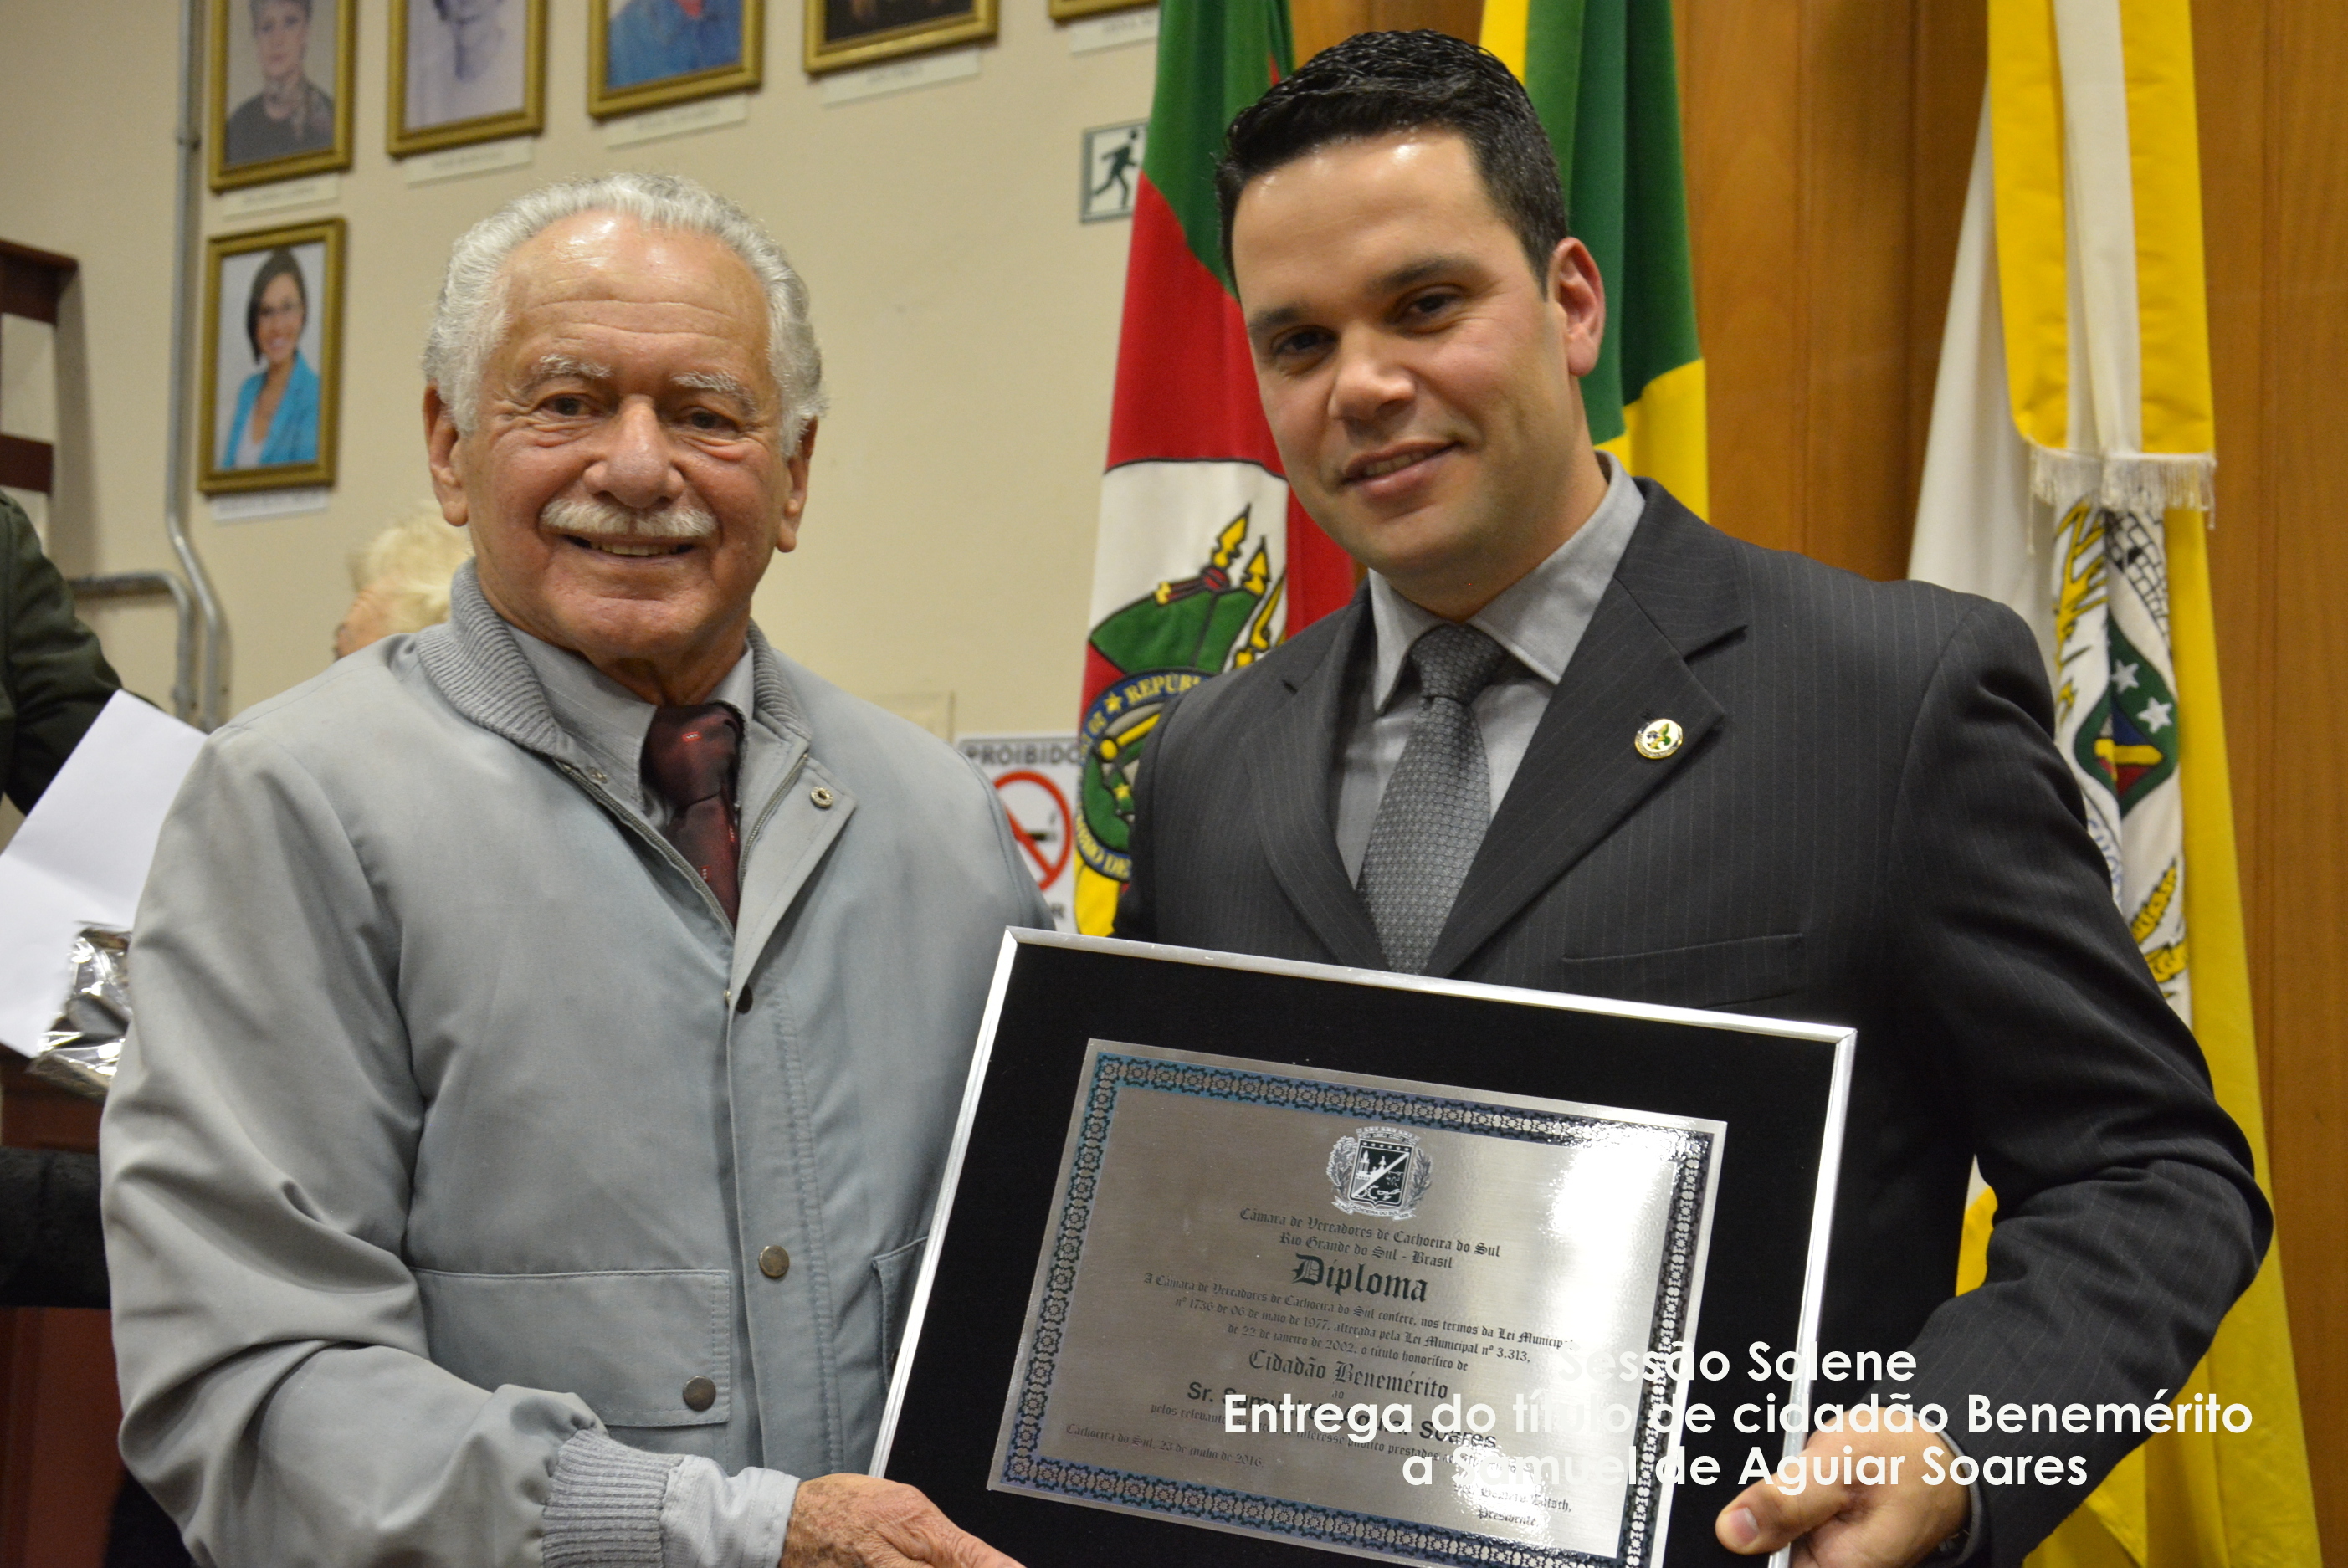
[1357, 623, 1514, 974]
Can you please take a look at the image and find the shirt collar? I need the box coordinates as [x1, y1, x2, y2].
[1365, 450, 1646, 710]
[510, 626, 757, 788]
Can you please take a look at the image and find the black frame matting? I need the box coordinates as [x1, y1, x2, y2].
[876, 934, 1850, 1568]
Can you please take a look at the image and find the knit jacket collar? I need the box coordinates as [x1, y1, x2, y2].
[413, 561, 807, 764]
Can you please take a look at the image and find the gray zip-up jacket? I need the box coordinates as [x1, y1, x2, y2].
[101, 569, 1045, 1565]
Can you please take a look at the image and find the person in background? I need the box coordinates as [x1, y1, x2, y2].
[221, 248, 320, 470]
[223, 0, 336, 167]
[0, 494, 192, 1567]
[0, 490, 118, 1305]
[334, 509, 475, 658]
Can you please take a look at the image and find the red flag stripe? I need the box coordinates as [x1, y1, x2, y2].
[1105, 178, 1284, 472]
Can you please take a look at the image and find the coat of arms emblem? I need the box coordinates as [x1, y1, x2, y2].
[1327, 1126, 1433, 1219]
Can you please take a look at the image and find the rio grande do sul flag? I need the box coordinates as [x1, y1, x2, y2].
[1072, 0, 1355, 935]
[1912, 2, 2319, 1564]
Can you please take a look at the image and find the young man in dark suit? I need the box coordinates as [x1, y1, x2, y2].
[1113, 31, 2265, 1568]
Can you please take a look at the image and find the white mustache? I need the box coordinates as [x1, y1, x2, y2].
[541, 495, 716, 541]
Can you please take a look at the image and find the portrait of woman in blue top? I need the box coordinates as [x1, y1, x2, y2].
[223, 247, 320, 469]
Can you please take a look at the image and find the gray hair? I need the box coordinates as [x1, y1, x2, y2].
[423, 172, 827, 442]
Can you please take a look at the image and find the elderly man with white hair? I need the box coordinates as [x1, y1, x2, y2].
[103, 174, 1042, 1567]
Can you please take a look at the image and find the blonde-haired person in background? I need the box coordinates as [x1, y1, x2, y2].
[332, 509, 474, 658]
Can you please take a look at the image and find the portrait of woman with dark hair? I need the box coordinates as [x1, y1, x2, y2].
[223, 0, 336, 167]
[221, 248, 320, 470]
[201, 221, 341, 492]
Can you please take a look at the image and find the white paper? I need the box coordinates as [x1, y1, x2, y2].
[0, 692, 206, 1056]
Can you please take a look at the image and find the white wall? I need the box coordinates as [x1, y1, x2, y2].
[0, 1, 1156, 733]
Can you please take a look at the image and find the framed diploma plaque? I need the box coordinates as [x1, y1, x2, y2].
[877, 933, 1853, 1567]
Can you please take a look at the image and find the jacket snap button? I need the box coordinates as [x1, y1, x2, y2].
[759, 1244, 791, 1280]
[682, 1376, 717, 1412]
[809, 785, 835, 809]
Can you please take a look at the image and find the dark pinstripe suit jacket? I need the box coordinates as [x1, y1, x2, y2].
[1115, 482, 2267, 1564]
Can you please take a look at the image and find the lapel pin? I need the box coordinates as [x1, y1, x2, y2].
[1634, 718, 1684, 761]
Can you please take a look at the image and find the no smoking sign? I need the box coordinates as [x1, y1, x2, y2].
[956, 734, 1083, 932]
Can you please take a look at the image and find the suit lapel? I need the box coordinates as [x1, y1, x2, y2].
[1243, 601, 1386, 970]
[1424, 489, 1750, 977]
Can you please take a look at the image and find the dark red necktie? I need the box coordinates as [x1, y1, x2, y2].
[642, 703, 742, 924]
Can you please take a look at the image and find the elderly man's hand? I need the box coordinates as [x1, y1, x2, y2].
[1715, 1425, 1969, 1566]
[781, 1474, 1023, 1568]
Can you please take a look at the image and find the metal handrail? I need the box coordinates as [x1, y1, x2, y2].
[166, 0, 229, 729]
[47, 6, 226, 732]
[66, 571, 197, 723]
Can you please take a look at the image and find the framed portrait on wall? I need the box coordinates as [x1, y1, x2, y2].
[588, 0, 764, 119]
[1047, 0, 1151, 19]
[389, 0, 546, 156]
[805, 0, 997, 74]
[208, 0, 356, 191]
[197, 219, 345, 495]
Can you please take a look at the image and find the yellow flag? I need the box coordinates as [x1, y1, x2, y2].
[1936, 3, 2320, 1563]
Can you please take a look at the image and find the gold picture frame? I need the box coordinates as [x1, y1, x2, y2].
[589, 0, 765, 120]
[388, 0, 547, 157]
[197, 218, 346, 496]
[208, 0, 357, 192]
[805, 0, 997, 75]
[1048, 0, 1151, 20]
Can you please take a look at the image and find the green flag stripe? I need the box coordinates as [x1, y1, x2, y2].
[1140, 0, 1294, 290]
[1567, 0, 1629, 442]
[1618, 0, 1700, 394]
[1525, 0, 1589, 177]
[1525, 0, 1699, 447]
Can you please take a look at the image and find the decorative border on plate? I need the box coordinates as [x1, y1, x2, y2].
[997, 1049, 1715, 1568]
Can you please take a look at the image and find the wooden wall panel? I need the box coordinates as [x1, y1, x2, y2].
[2193, 0, 2276, 1110]
[1682, 0, 1806, 557]
[1683, 0, 1980, 578]
[1905, 6, 1989, 491]
[1291, 0, 1482, 63]
[2233, 0, 2348, 1554]
[1800, 0, 1925, 582]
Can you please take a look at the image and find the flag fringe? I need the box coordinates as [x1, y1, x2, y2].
[2028, 444, 2217, 514]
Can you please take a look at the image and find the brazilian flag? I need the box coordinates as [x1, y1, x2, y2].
[1483, 0, 1707, 515]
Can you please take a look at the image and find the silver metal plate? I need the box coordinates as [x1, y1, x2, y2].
[986, 1039, 1725, 1567]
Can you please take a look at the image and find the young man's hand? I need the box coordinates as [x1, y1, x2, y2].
[1716, 1426, 1969, 1566]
